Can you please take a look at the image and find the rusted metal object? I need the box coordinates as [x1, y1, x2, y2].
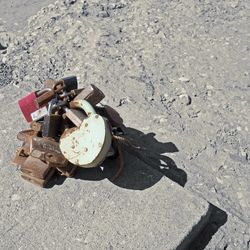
[42, 114, 61, 137]
[12, 155, 27, 166]
[56, 164, 77, 177]
[44, 78, 56, 89]
[21, 168, 55, 187]
[59, 88, 83, 100]
[12, 147, 28, 166]
[21, 142, 31, 155]
[35, 90, 56, 108]
[30, 121, 43, 132]
[21, 155, 52, 179]
[73, 84, 105, 106]
[96, 105, 123, 127]
[35, 81, 65, 108]
[30, 149, 68, 168]
[63, 108, 86, 127]
[30, 149, 46, 161]
[31, 137, 62, 155]
[17, 130, 39, 144]
[45, 152, 68, 167]
[37, 76, 78, 108]
[14, 77, 125, 187]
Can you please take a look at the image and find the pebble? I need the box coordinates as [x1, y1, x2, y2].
[159, 117, 168, 124]
[63, 0, 77, 7]
[236, 126, 242, 131]
[118, 97, 135, 106]
[153, 115, 167, 124]
[216, 177, 224, 184]
[206, 85, 214, 90]
[97, 11, 110, 18]
[141, 126, 150, 131]
[178, 77, 190, 83]
[11, 194, 21, 201]
[0, 42, 7, 50]
[231, 1, 239, 8]
[76, 199, 84, 208]
[207, 90, 212, 97]
[239, 148, 248, 160]
[179, 94, 192, 105]
[160, 95, 167, 102]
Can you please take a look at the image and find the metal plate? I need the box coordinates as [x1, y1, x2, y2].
[59, 114, 111, 168]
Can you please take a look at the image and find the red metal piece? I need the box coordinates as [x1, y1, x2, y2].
[18, 92, 38, 122]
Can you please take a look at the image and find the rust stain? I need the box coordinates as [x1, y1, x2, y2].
[60, 127, 78, 139]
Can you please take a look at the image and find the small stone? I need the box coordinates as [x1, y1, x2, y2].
[160, 94, 167, 102]
[207, 90, 212, 97]
[53, 26, 61, 34]
[141, 126, 150, 131]
[159, 117, 167, 124]
[97, 11, 110, 18]
[76, 199, 84, 208]
[63, 0, 77, 6]
[0, 42, 7, 51]
[118, 97, 135, 106]
[179, 94, 192, 105]
[216, 177, 223, 184]
[239, 148, 248, 160]
[11, 194, 21, 201]
[178, 77, 190, 83]
[2, 56, 7, 63]
[206, 85, 214, 90]
[236, 126, 242, 131]
[231, 1, 239, 8]
[109, 3, 126, 10]
[163, 93, 168, 98]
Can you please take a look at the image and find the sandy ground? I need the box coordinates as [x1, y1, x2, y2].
[0, 0, 55, 31]
[0, 0, 250, 249]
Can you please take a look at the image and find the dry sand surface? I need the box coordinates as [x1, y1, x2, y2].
[0, 0, 56, 31]
[0, 0, 250, 249]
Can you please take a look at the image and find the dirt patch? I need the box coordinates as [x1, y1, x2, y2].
[0, 63, 13, 88]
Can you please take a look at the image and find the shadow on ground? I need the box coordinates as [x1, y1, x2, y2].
[188, 204, 228, 250]
[49, 126, 187, 190]
[48, 126, 227, 249]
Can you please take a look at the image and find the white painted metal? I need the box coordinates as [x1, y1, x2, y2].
[59, 100, 112, 168]
[31, 106, 48, 121]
